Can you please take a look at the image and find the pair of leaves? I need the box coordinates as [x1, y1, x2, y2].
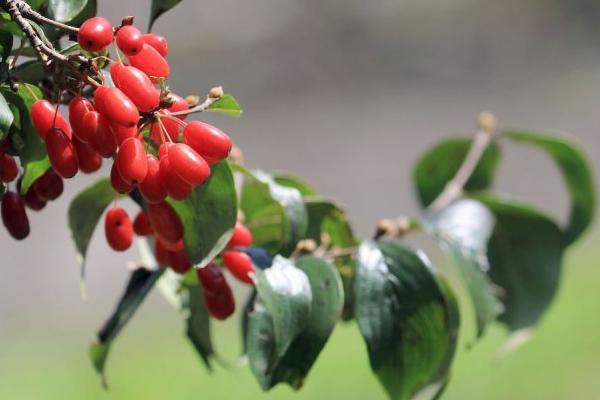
[354, 240, 459, 400]
[247, 255, 344, 390]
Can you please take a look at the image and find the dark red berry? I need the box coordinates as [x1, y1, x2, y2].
[116, 25, 143, 56]
[133, 211, 154, 236]
[100, 87, 139, 128]
[162, 238, 184, 252]
[128, 43, 170, 82]
[68, 96, 93, 141]
[168, 143, 210, 185]
[46, 128, 78, 178]
[183, 121, 232, 165]
[110, 162, 133, 194]
[83, 111, 117, 157]
[142, 33, 168, 57]
[139, 154, 167, 204]
[197, 263, 228, 293]
[73, 137, 102, 174]
[105, 207, 133, 251]
[23, 187, 46, 211]
[203, 288, 235, 320]
[154, 238, 170, 266]
[146, 201, 183, 246]
[222, 251, 255, 284]
[115, 65, 160, 112]
[31, 99, 71, 140]
[228, 221, 253, 248]
[1, 191, 29, 240]
[116, 137, 148, 184]
[32, 169, 63, 201]
[168, 249, 192, 274]
[158, 155, 192, 200]
[0, 153, 18, 182]
[78, 17, 113, 52]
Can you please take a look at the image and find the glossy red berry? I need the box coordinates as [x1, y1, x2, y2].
[45, 128, 78, 178]
[128, 43, 170, 82]
[154, 238, 170, 267]
[228, 221, 253, 248]
[72, 137, 102, 174]
[115, 65, 160, 112]
[116, 25, 143, 56]
[100, 87, 139, 128]
[149, 113, 180, 145]
[183, 121, 232, 165]
[162, 238, 184, 252]
[168, 249, 192, 274]
[146, 201, 183, 246]
[93, 85, 111, 116]
[31, 99, 71, 140]
[116, 137, 148, 184]
[110, 61, 126, 85]
[32, 169, 63, 201]
[197, 264, 235, 320]
[133, 211, 154, 236]
[168, 94, 189, 118]
[23, 187, 46, 211]
[68, 96, 92, 141]
[139, 155, 167, 204]
[0, 153, 18, 182]
[104, 207, 133, 251]
[78, 17, 113, 52]
[1, 191, 30, 240]
[222, 251, 255, 284]
[168, 143, 210, 185]
[112, 124, 138, 145]
[82, 111, 117, 157]
[142, 33, 168, 57]
[110, 162, 133, 193]
[158, 155, 192, 200]
[197, 263, 228, 293]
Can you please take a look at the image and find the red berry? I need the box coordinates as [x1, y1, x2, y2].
[23, 187, 46, 211]
[100, 87, 139, 128]
[158, 155, 192, 200]
[116, 137, 148, 184]
[183, 121, 232, 165]
[93, 86, 111, 116]
[168, 249, 192, 274]
[116, 25, 143, 56]
[133, 211, 154, 236]
[45, 128, 78, 178]
[112, 124, 138, 145]
[110, 162, 133, 194]
[197, 264, 235, 320]
[197, 263, 228, 293]
[109, 62, 126, 86]
[1, 191, 29, 240]
[104, 207, 133, 251]
[222, 251, 255, 284]
[142, 33, 168, 57]
[154, 238, 170, 266]
[150, 113, 180, 145]
[115, 65, 160, 112]
[78, 17, 113, 52]
[168, 94, 189, 118]
[32, 169, 63, 201]
[82, 111, 117, 157]
[31, 99, 71, 140]
[162, 238, 184, 252]
[228, 221, 253, 248]
[73, 137, 102, 174]
[146, 201, 183, 246]
[68, 96, 92, 141]
[0, 153, 18, 182]
[139, 154, 167, 204]
[168, 143, 210, 186]
[128, 43, 170, 82]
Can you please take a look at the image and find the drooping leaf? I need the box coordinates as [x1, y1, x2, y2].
[475, 194, 565, 332]
[0, 92, 14, 139]
[149, 0, 182, 31]
[170, 161, 237, 267]
[413, 137, 501, 207]
[0, 29, 13, 61]
[247, 256, 312, 389]
[186, 283, 214, 370]
[354, 240, 459, 400]
[206, 94, 243, 118]
[90, 267, 164, 386]
[503, 130, 596, 246]
[424, 199, 503, 338]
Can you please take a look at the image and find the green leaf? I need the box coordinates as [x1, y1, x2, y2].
[48, 0, 89, 22]
[90, 267, 164, 386]
[424, 199, 503, 338]
[149, 0, 182, 31]
[0, 12, 23, 37]
[503, 130, 596, 246]
[475, 195, 565, 332]
[247, 256, 312, 389]
[186, 283, 214, 370]
[170, 161, 237, 266]
[12, 60, 46, 84]
[0, 92, 14, 139]
[354, 240, 459, 400]
[68, 178, 120, 280]
[413, 137, 501, 207]
[19, 156, 50, 195]
[273, 174, 318, 196]
[205, 94, 242, 118]
[0, 29, 12, 62]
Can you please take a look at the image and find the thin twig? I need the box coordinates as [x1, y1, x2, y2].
[169, 89, 222, 117]
[19, 3, 79, 34]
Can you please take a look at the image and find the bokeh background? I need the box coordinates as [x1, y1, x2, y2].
[1, 0, 599, 398]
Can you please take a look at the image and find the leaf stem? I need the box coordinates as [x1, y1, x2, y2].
[169, 88, 222, 117]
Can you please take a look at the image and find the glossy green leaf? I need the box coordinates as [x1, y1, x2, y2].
[19, 157, 50, 195]
[170, 161, 237, 266]
[476, 194, 565, 332]
[503, 130, 596, 246]
[206, 94, 243, 118]
[48, 0, 89, 22]
[273, 174, 318, 196]
[413, 137, 501, 207]
[0, 92, 13, 139]
[90, 267, 164, 386]
[0, 29, 12, 62]
[186, 283, 214, 370]
[424, 199, 503, 338]
[149, 0, 182, 31]
[354, 240, 459, 400]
